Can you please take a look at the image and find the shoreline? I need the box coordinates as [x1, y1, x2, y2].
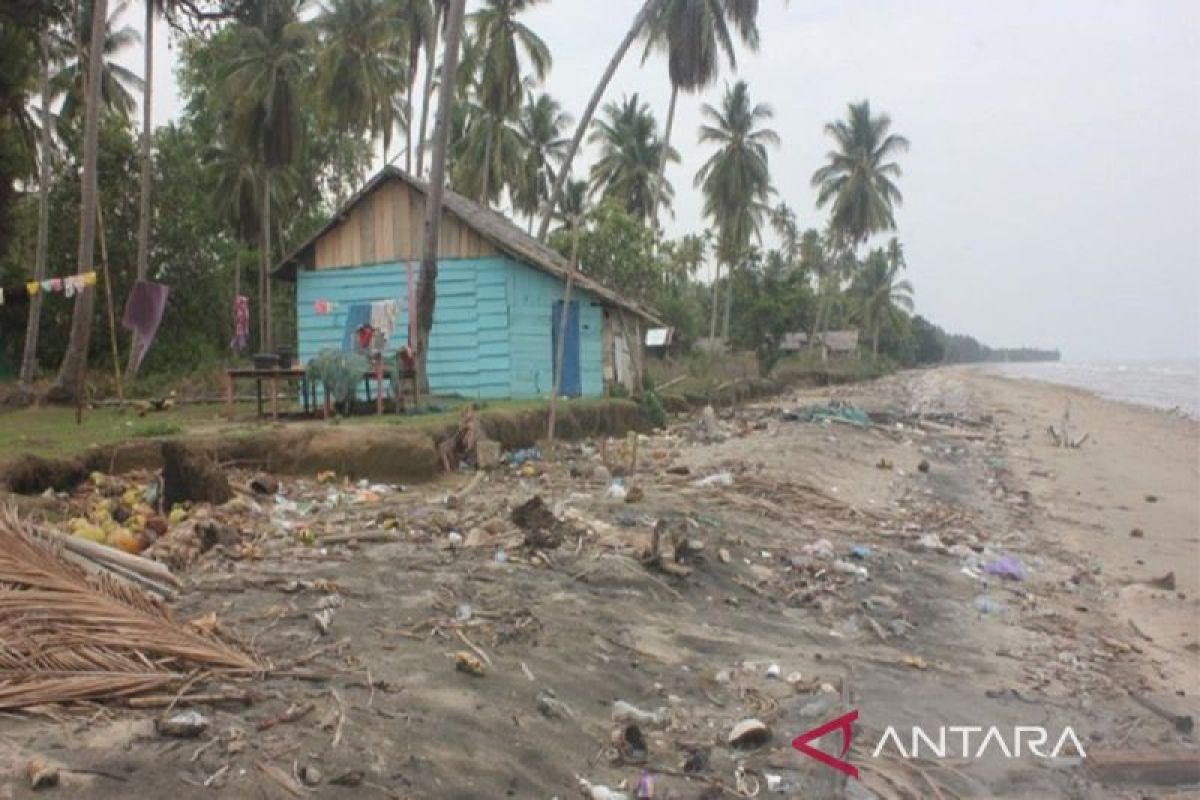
[971, 361, 1200, 420]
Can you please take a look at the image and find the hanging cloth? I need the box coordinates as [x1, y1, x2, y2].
[122, 281, 170, 372]
[231, 295, 250, 352]
[341, 303, 371, 352]
[369, 299, 399, 343]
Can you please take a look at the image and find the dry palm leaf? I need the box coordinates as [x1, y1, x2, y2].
[0, 509, 260, 710]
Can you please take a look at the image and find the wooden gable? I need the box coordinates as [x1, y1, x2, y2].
[313, 178, 497, 270]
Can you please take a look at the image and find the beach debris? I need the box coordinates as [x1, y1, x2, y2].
[329, 771, 365, 787]
[877, 457, 894, 470]
[983, 555, 1028, 581]
[605, 480, 628, 500]
[249, 475, 279, 496]
[27, 758, 60, 790]
[511, 495, 568, 549]
[300, 764, 323, 786]
[1145, 571, 1177, 591]
[833, 559, 869, 579]
[625, 485, 645, 503]
[157, 710, 210, 738]
[611, 700, 669, 728]
[785, 402, 870, 427]
[974, 596, 1008, 615]
[917, 459, 931, 473]
[614, 723, 648, 763]
[455, 651, 486, 677]
[1144, 494, 1159, 503]
[0, 510, 259, 710]
[693, 472, 734, 488]
[578, 777, 629, 800]
[1047, 402, 1089, 448]
[765, 664, 781, 679]
[1130, 528, 1145, 538]
[728, 718, 771, 749]
[1086, 748, 1200, 786]
[850, 544, 872, 560]
[161, 441, 232, 507]
[636, 771, 655, 799]
[801, 538, 836, 560]
[508, 447, 542, 467]
[536, 688, 574, 719]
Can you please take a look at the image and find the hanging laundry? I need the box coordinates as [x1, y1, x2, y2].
[341, 303, 371, 352]
[369, 299, 399, 343]
[122, 281, 170, 372]
[231, 295, 250, 352]
[0, 271, 95, 305]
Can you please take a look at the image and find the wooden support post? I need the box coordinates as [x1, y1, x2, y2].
[224, 371, 234, 421]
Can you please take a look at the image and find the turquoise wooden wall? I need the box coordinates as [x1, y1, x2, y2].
[295, 256, 605, 399]
[506, 262, 603, 397]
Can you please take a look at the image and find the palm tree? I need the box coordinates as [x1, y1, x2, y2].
[51, 0, 143, 125]
[852, 241, 913, 355]
[810, 100, 908, 351]
[388, 0, 434, 172]
[512, 91, 570, 230]
[811, 99, 909, 248]
[127, 0, 183, 380]
[549, 177, 589, 237]
[536, 0, 658, 241]
[416, 0, 467, 392]
[449, 95, 525, 205]
[587, 93, 678, 223]
[641, 0, 760, 227]
[222, 0, 313, 352]
[315, 0, 407, 153]
[694, 80, 778, 340]
[415, 0, 449, 174]
[18, 32, 54, 397]
[48, 0, 110, 403]
[467, 0, 550, 201]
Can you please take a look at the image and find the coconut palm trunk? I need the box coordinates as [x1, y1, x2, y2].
[259, 169, 272, 353]
[480, 125, 493, 202]
[648, 83, 676, 228]
[125, 0, 154, 380]
[18, 35, 53, 399]
[48, 0, 110, 404]
[415, 25, 436, 174]
[708, 261, 722, 341]
[405, 64, 416, 172]
[536, 0, 656, 241]
[416, 0, 466, 393]
[721, 259, 735, 341]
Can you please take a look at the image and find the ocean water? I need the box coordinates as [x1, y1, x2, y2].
[984, 360, 1200, 417]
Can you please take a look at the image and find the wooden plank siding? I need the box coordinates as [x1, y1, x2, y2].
[296, 258, 513, 399]
[314, 180, 495, 269]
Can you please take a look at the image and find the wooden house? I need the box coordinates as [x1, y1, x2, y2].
[273, 167, 660, 399]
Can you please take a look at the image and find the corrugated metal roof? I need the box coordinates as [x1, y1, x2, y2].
[272, 166, 663, 325]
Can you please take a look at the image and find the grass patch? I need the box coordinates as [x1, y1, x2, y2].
[132, 422, 184, 439]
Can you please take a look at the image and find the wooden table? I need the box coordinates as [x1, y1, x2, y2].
[224, 367, 314, 421]
[225, 361, 417, 421]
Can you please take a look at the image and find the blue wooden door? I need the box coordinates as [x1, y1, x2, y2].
[551, 300, 582, 397]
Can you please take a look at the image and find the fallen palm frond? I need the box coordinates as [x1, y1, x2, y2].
[0, 508, 260, 710]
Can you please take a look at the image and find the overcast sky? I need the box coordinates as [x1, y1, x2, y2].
[120, 0, 1200, 361]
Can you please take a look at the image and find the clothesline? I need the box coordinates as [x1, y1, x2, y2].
[0, 272, 98, 305]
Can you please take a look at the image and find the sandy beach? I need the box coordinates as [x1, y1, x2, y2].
[1, 367, 1197, 799]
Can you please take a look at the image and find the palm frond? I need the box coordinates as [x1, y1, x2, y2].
[0, 510, 260, 711]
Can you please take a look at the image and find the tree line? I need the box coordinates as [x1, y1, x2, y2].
[0, 0, 1054, 403]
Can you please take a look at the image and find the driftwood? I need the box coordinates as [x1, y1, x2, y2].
[1047, 401, 1088, 448]
[35, 526, 180, 592]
